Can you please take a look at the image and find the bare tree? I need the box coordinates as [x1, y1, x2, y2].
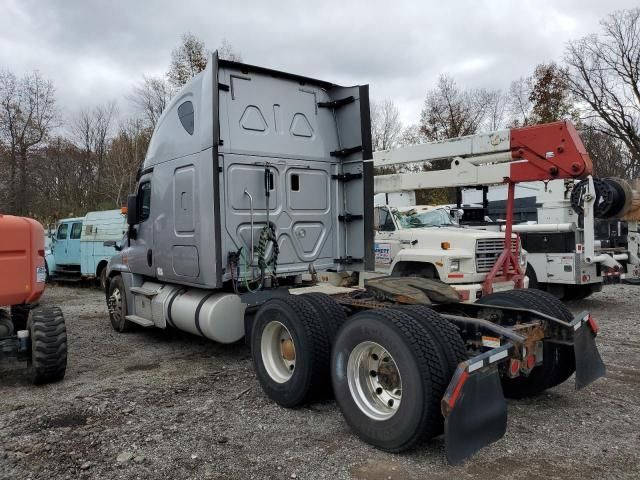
[398, 124, 426, 147]
[419, 74, 498, 141]
[0, 70, 56, 214]
[565, 9, 640, 165]
[129, 75, 172, 131]
[103, 119, 150, 206]
[70, 102, 117, 204]
[581, 124, 638, 179]
[507, 76, 533, 127]
[218, 38, 242, 62]
[371, 99, 403, 151]
[167, 32, 209, 88]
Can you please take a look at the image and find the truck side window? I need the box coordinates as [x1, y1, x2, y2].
[70, 222, 82, 240]
[139, 182, 152, 222]
[178, 101, 194, 135]
[377, 208, 395, 232]
[57, 223, 68, 240]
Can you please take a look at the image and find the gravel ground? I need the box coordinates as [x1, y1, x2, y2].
[1, 283, 639, 480]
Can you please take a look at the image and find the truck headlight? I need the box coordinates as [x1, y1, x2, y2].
[450, 259, 460, 272]
[519, 250, 527, 268]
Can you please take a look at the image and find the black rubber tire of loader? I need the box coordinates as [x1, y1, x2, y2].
[251, 296, 331, 407]
[331, 308, 448, 451]
[107, 275, 133, 333]
[300, 292, 348, 342]
[28, 305, 67, 385]
[477, 289, 575, 398]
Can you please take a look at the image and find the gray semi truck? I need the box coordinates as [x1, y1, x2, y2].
[104, 53, 606, 464]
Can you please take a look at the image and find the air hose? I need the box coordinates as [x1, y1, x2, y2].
[256, 224, 279, 281]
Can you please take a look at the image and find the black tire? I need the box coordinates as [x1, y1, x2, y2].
[107, 275, 132, 333]
[300, 292, 348, 342]
[251, 296, 331, 407]
[10, 304, 33, 331]
[331, 308, 448, 451]
[0, 309, 14, 337]
[477, 289, 575, 398]
[525, 264, 539, 290]
[28, 306, 67, 385]
[395, 305, 468, 373]
[562, 285, 593, 301]
[99, 267, 108, 292]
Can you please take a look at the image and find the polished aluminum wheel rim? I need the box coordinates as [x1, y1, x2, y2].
[347, 341, 402, 421]
[261, 321, 296, 383]
[109, 288, 123, 323]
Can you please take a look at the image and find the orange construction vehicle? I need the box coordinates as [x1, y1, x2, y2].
[0, 214, 67, 384]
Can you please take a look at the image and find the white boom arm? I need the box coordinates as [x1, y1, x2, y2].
[373, 129, 515, 193]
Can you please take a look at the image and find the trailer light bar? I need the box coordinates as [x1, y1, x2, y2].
[445, 370, 469, 411]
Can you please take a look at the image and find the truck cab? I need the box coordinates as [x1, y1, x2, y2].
[374, 204, 527, 301]
[48, 217, 84, 275]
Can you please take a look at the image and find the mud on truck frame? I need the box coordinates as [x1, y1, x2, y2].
[104, 53, 605, 464]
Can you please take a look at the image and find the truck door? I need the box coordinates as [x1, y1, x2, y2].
[128, 179, 155, 277]
[374, 206, 402, 272]
[53, 222, 70, 265]
[67, 222, 83, 265]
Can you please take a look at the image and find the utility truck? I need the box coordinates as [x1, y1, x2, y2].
[104, 54, 605, 464]
[373, 203, 526, 301]
[46, 209, 126, 287]
[459, 177, 640, 299]
[0, 214, 67, 384]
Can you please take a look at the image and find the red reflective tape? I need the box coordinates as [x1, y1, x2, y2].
[587, 315, 600, 335]
[448, 371, 469, 409]
[448, 273, 464, 278]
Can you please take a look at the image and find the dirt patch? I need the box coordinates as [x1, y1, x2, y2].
[1, 283, 640, 479]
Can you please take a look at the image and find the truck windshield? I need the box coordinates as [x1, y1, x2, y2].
[394, 209, 455, 228]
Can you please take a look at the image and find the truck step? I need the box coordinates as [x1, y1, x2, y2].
[124, 315, 154, 327]
[130, 286, 160, 297]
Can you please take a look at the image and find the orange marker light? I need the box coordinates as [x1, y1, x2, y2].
[441, 242, 450, 250]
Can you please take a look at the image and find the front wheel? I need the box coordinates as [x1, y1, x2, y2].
[107, 276, 132, 332]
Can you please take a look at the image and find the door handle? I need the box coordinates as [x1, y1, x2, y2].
[147, 249, 153, 267]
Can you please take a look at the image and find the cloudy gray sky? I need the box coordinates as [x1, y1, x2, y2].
[1, 0, 637, 127]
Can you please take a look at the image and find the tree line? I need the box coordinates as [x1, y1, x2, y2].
[1, 9, 638, 222]
[0, 34, 240, 223]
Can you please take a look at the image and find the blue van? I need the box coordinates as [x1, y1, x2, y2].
[46, 209, 126, 287]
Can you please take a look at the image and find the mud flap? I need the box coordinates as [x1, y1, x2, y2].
[573, 321, 606, 390]
[443, 366, 507, 465]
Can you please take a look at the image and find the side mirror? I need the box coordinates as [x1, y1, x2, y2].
[103, 240, 123, 252]
[126, 194, 138, 225]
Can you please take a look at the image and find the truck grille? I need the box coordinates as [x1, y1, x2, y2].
[476, 238, 519, 273]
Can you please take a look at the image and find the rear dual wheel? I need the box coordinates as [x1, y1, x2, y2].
[251, 296, 332, 407]
[477, 289, 575, 398]
[332, 307, 465, 451]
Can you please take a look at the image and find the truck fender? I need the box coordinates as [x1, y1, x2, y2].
[390, 248, 472, 279]
[45, 251, 57, 277]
